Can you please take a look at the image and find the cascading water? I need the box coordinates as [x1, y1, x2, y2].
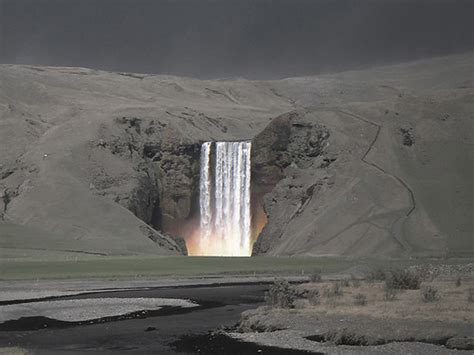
[190, 141, 252, 256]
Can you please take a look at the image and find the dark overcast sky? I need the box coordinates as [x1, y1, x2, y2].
[0, 0, 473, 79]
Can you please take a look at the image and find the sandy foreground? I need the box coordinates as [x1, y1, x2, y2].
[231, 278, 474, 354]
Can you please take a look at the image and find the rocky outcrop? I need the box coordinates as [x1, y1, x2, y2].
[151, 131, 201, 238]
[251, 111, 331, 255]
[89, 117, 202, 253]
[251, 111, 297, 194]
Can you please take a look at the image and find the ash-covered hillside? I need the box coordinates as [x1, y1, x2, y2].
[1, 53, 472, 258]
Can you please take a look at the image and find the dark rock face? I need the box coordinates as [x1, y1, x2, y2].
[251, 111, 330, 255]
[91, 117, 199, 255]
[251, 111, 297, 199]
[96, 109, 332, 256]
[94, 118, 160, 227]
[400, 127, 415, 146]
[152, 131, 201, 238]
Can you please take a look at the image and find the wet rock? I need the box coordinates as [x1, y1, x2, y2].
[153, 139, 201, 235]
[251, 111, 330, 255]
[84, 118, 199, 252]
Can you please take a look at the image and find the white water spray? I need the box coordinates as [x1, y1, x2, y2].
[196, 141, 252, 256]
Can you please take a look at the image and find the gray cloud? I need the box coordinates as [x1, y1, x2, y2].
[1, 0, 473, 79]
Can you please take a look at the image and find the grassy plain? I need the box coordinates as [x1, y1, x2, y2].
[0, 255, 352, 280]
[1, 254, 472, 281]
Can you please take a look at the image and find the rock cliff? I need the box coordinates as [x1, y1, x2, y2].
[1, 53, 473, 258]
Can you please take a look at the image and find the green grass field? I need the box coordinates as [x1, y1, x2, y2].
[0, 256, 355, 280]
[1, 255, 472, 281]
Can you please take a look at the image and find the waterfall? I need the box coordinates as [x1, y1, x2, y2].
[195, 141, 252, 256]
[199, 142, 212, 242]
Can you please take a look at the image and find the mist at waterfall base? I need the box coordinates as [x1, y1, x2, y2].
[186, 142, 255, 257]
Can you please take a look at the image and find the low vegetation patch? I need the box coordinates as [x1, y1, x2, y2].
[366, 267, 387, 282]
[468, 288, 474, 303]
[264, 279, 296, 308]
[421, 286, 440, 303]
[385, 269, 421, 290]
[383, 283, 398, 301]
[307, 289, 321, 305]
[339, 279, 350, 287]
[240, 268, 474, 351]
[306, 330, 472, 349]
[353, 293, 367, 306]
[288, 277, 474, 323]
[309, 269, 322, 283]
[323, 282, 344, 307]
[325, 282, 343, 298]
[324, 329, 371, 346]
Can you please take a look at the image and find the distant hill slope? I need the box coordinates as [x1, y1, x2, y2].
[253, 53, 473, 257]
[1, 53, 472, 258]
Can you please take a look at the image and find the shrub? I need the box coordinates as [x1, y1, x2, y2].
[367, 267, 387, 282]
[325, 282, 343, 298]
[352, 279, 361, 288]
[455, 276, 462, 287]
[353, 293, 367, 306]
[421, 286, 440, 302]
[293, 299, 307, 309]
[309, 269, 322, 283]
[307, 289, 321, 305]
[339, 279, 350, 287]
[264, 279, 296, 308]
[323, 282, 343, 308]
[468, 288, 474, 303]
[385, 269, 421, 290]
[333, 282, 344, 296]
[383, 284, 398, 301]
[325, 329, 369, 346]
[294, 288, 309, 298]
